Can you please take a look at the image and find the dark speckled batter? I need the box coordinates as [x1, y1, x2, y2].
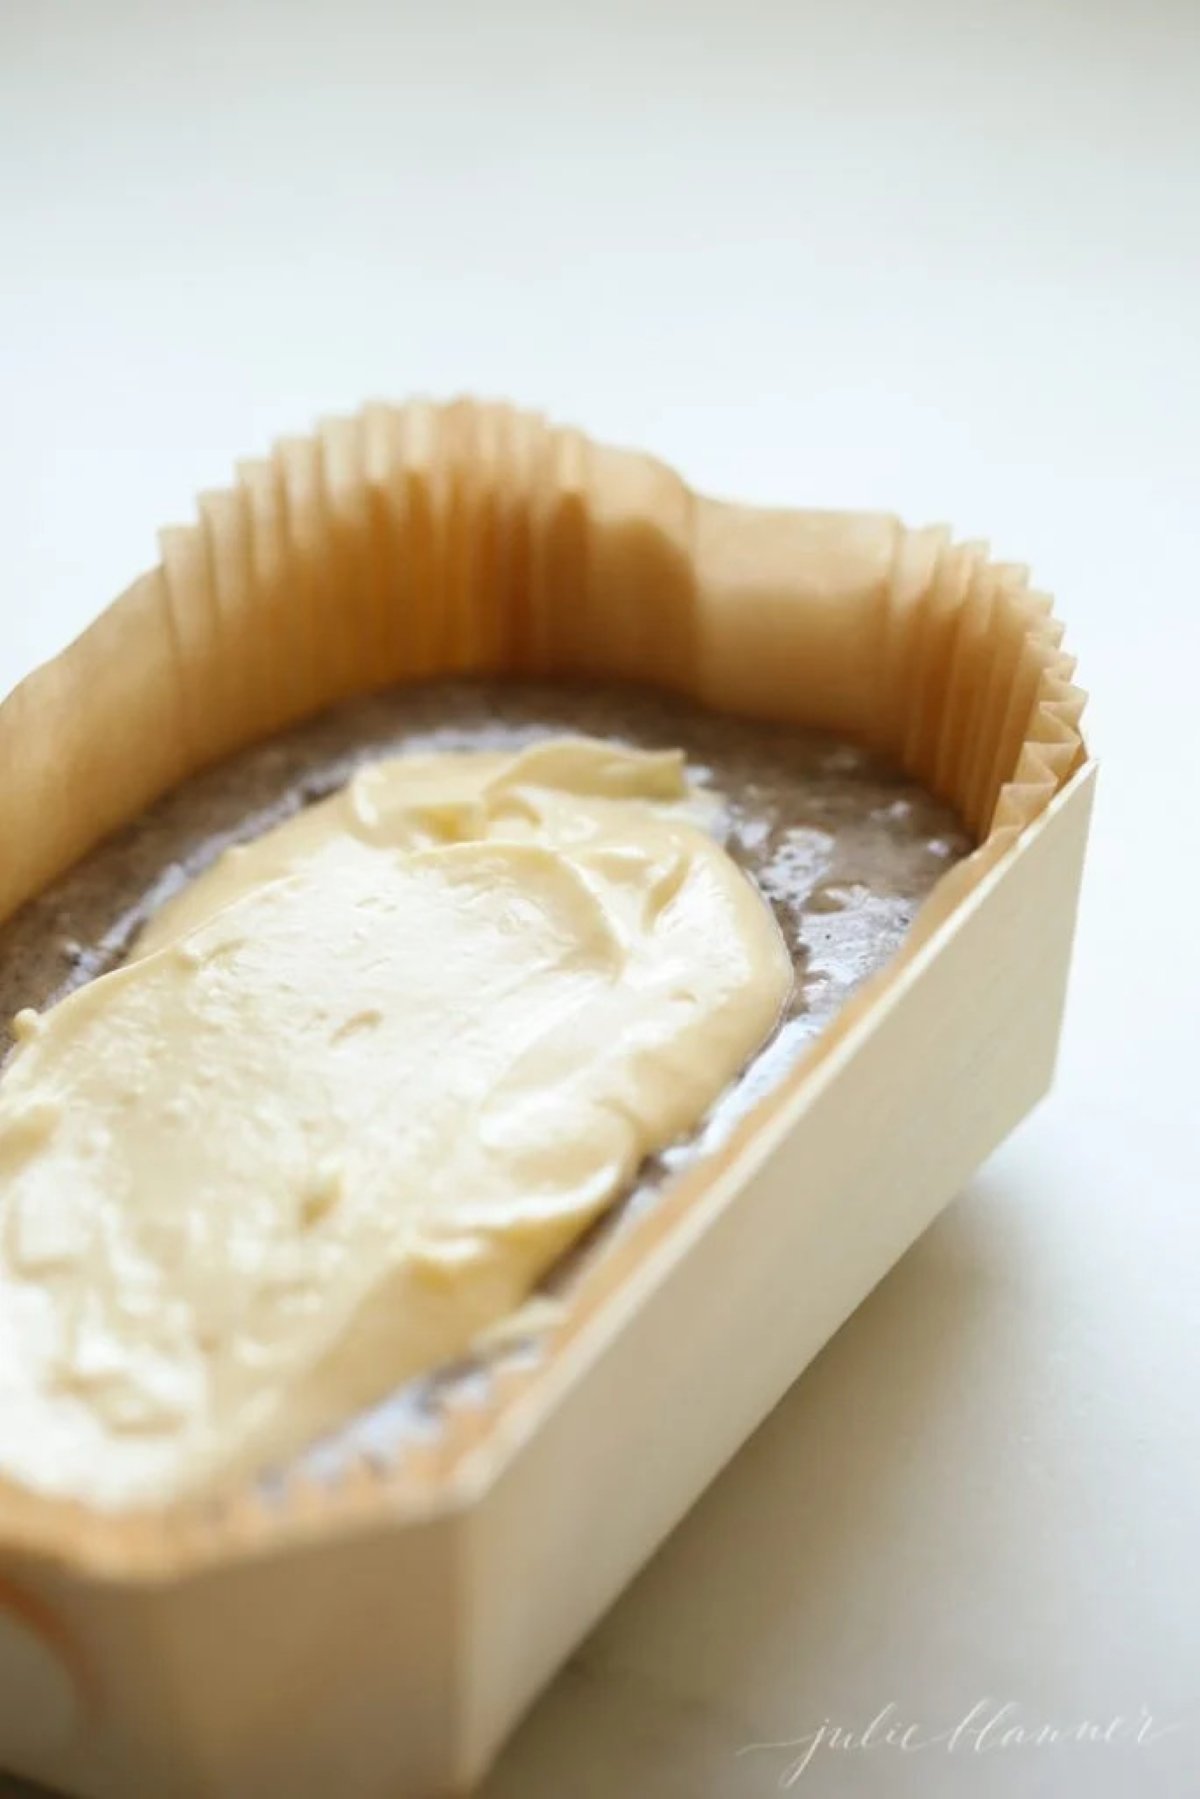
[0, 678, 971, 1474]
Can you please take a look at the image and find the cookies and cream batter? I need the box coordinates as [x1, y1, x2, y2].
[0, 739, 790, 1505]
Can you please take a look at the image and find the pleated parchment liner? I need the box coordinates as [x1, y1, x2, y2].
[0, 400, 1087, 1573]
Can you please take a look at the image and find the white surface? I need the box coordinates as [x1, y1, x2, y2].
[1, 3, 1197, 1795]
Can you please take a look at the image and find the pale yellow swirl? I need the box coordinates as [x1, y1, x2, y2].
[0, 739, 790, 1506]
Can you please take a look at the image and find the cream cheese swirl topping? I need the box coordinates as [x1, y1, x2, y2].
[0, 738, 790, 1505]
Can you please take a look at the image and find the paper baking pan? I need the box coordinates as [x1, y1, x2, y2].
[0, 401, 1093, 1797]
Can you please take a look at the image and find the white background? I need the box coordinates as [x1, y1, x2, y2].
[1, 2, 1197, 1794]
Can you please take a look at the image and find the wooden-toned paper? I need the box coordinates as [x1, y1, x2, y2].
[0, 400, 1085, 1564]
